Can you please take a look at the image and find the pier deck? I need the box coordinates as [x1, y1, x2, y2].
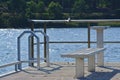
[0, 62, 120, 80]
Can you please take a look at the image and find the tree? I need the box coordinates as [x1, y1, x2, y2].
[72, 0, 88, 13]
[61, 0, 75, 13]
[0, 0, 8, 3]
[26, 1, 37, 13]
[47, 1, 63, 19]
[98, 0, 108, 8]
[8, 0, 26, 13]
[36, 1, 46, 13]
[85, 0, 98, 11]
[108, 0, 120, 10]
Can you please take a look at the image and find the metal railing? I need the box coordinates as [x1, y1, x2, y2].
[0, 30, 50, 74]
[0, 61, 21, 72]
[47, 41, 120, 44]
[0, 19, 120, 76]
[30, 19, 120, 48]
[17, 31, 40, 70]
[33, 30, 50, 66]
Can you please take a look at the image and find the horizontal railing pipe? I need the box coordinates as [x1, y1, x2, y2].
[0, 61, 21, 70]
[34, 41, 120, 44]
[30, 19, 120, 23]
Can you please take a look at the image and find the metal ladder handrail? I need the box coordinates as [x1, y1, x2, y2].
[17, 31, 40, 70]
[34, 30, 50, 67]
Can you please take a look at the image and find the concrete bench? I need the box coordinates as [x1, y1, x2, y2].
[61, 48, 106, 78]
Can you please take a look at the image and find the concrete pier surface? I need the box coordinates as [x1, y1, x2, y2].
[0, 62, 120, 80]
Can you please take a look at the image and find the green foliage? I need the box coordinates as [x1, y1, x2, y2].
[72, 0, 88, 13]
[36, 1, 46, 13]
[0, 0, 120, 28]
[0, 13, 10, 28]
[47, 1, 63, 19]
[26, 1, 37, 13]
[8, 0, 26, 13]
[98, 0, 108, 8]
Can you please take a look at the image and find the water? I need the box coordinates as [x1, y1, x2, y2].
[0, 28, 120, 74]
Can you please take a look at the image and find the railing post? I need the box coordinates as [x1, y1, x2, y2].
[44, 23, 47, 62]
[17, 37, 22, 70]
[33, 30, 50, 67]
[37, 37, 40, 69]
[28, 35, 33, 66]
[31, 22, 34, 66]
[88, 23, 91, 48]
[46, 36, 50, 66]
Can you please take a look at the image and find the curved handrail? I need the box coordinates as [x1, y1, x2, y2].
[33, 30, 50, 67]
[17, 31, 40, 70]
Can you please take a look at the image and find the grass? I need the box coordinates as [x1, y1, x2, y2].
[98, 22, 120, 27]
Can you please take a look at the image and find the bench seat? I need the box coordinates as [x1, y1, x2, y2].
[61, 48, 106, 78]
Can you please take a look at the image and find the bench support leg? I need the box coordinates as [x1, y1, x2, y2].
[75, 58, 84, 78]
[97, 53, 104, 66]
[88, 55, 95, 71]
